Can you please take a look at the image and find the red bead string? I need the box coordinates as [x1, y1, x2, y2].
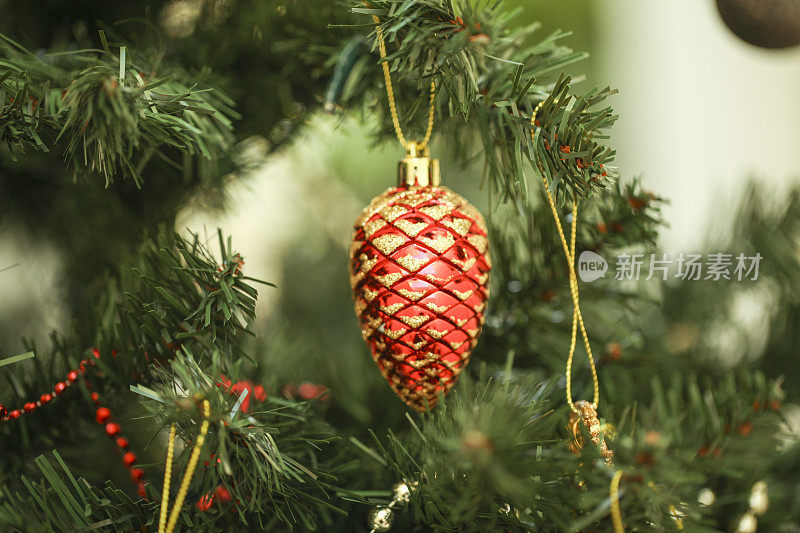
[0, 355, 95, 422]
[3, 348, 328, 507]
[1, 347, 148, 498]
[196, 485, 233, 512]
[87, 383, 149, 499]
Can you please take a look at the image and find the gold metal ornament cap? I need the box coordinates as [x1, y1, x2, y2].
[398, 143, 440, 187]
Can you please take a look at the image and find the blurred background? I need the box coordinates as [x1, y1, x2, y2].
[2, 0, 799, 388]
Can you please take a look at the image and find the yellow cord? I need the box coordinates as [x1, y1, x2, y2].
[159, 399, 212, 533]
[610, 470, 624, 533]
[531, 100, 600, 412]
[158, 424, 177, 532]
[372, 15, 436, 151]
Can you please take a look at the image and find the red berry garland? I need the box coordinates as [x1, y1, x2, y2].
[0, 347, 150, 499]
[217, 374, 268, 414]
[96, 407, 112, 424]
[196, 485, 234, 512]
[88, 386, 150, 499]
[0, 356, 94, 421]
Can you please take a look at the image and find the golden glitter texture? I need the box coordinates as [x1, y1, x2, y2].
[383, 327, 407, 340]
[374, 272, 403, 288]
[364, 219, 387, 237]
[380, 303, 404, 314]
[400, 193, 432, 207]
[424, 326, 448, 339]
[397, 288, 426, 301]
[394, 219, 429, 238]
[380, 205, 407, 222]
[372, 234, 406, 255]
[452, 257, 476, 272]
[425, 302, 449, 314]
[358, 254, 379, 273]
[451, 289, 473, 301]
[395, 255, 428, 272]
[419, 233, 455, 253]
[425, 273, 453, 285]
[363, 288, 378, 302]
[467, 234, 487, 254]
[443, 218, 472, 236]
[418, 204, 448, 220]
[398, 313, 431, 328]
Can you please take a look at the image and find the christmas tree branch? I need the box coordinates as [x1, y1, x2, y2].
[0, 32, 236, 185]
[340, 0, 617, 204]
[136, 353, 347, 529]
[0, 451, 156, 532]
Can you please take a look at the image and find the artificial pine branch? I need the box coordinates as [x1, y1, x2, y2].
[136, 353, 348, 530]
[0, 32, 236, 185]
[340, 0, 617, 204]
[0, 451, 156, 532]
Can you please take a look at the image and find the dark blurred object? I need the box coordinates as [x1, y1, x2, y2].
[716, 0, 800, 48]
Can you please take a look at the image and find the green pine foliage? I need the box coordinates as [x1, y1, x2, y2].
[0, 1, 797, 532]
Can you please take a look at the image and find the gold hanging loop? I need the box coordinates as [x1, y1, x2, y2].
[372, 15, 437, 151]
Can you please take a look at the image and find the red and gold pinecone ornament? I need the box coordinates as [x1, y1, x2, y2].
[350, 146, 491, 411]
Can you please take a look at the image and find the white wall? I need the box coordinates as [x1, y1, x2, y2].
[593, 0, 800, 250]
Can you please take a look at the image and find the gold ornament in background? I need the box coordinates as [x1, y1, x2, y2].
[736, 512, 758, 533]
[749, 480, 769, 515]
[697, 488, 716, 507]
[368, 507, 394, 533]
[367, 480, 418, 533]
[391, 481, 414, 504]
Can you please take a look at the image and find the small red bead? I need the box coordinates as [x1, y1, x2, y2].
[253, 384, 267, 402]
[214, 486, 231, 503]
[122, 452, 137, 467]
[137, 482, 148, 499]
[40, 393, 52, 404]
[54, 382, 67, 394]
[130, 468, 145, 483]
[116, 436, 130, 449]
[67, 371, 79, 382]
[92, 347, 101, 359]
[105, 422, 121, 437]
[91, 392, 100, 403]
[9, 410, 21, 419]
[24, 402, 37, 412]
[96, 407, 112, 425]
[196, 494, 215, 511]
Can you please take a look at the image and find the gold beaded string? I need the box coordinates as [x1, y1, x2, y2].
[159, 399, 211, 533]
[158, 424, 177, 531]
[371, 14, 436, 152]
[530, 101, 599, 412]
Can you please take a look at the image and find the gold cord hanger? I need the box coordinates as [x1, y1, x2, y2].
[530, 100, 599, 413]
[372, 15, 436, 152]
[531, 101, 623, 531]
